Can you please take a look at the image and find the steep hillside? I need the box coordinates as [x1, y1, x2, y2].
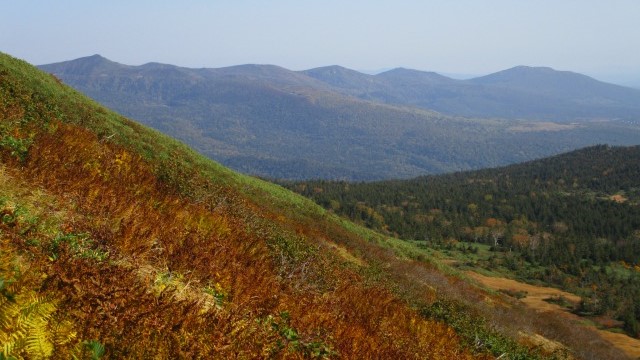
[39, 56, 640, 180]
[7, 52, 618, 359]
[1, 52, 493, 359]
[285, 145, 640, 343]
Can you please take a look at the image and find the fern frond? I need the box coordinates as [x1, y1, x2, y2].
[51, 319, 77, 346]
[1, 292, 63, 359]
[18, 295, 56, 322]
[24, 319, 53, 359]
[0, 296, 19, 331]
[2, 340, 17, 359]
[71, 340, 105, 360]
[18, 295, 56, 359]
[85, 340, 105, 360]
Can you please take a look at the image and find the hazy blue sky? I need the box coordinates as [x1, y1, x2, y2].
[2, 1, 639, 83]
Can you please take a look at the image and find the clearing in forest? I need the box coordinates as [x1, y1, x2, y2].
[467, 271, 640, 359]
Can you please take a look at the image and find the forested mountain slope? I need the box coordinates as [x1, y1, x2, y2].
[39, 56, 640, 180]
[285, 145, 640, 341]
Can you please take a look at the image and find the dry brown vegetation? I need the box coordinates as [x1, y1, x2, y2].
[1, 53, 487, 359]
[468, 271, 640, 359]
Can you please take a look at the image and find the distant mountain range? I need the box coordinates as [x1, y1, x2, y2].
[39, 55, 640, 180]
[304, 64, 640, 120]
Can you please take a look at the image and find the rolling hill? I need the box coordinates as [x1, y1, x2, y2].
[1, 52, 632, 359]
[39, 56, 640, 180]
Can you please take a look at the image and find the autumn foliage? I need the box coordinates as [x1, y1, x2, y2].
[0, 53, 490, 358]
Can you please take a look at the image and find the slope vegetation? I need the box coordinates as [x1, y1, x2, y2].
[36, 50, 640, 360]
[0, 52, 498, 359]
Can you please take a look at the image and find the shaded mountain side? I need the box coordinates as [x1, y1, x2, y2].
[39, 56, 640, 180]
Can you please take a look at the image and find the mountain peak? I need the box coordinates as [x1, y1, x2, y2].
[301, 65, 376, 90]
[74, 54, 116, 65]
[214, 63, 294, 77]
[39, 54, 123, 75]
[509, 65, 555, 72]
[303, 65, 370, 79]
[467, 65, 640, 105]
[377, 67, 455, 83]
[471, 65, 585, 84]
[86, 53, 108, 60]
[305, 65, 360, 74]
[140, 61, 179, 70]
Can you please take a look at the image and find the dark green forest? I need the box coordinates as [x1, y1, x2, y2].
[283, 145, 640, 338]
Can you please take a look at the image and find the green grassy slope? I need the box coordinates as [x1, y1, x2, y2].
[0, 53, 493, 359]
[1, 52, 629, 359]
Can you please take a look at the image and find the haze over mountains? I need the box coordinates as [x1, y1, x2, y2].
[40, 55, 640, 180]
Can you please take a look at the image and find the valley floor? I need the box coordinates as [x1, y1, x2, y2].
[467, 271, 640, 359]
